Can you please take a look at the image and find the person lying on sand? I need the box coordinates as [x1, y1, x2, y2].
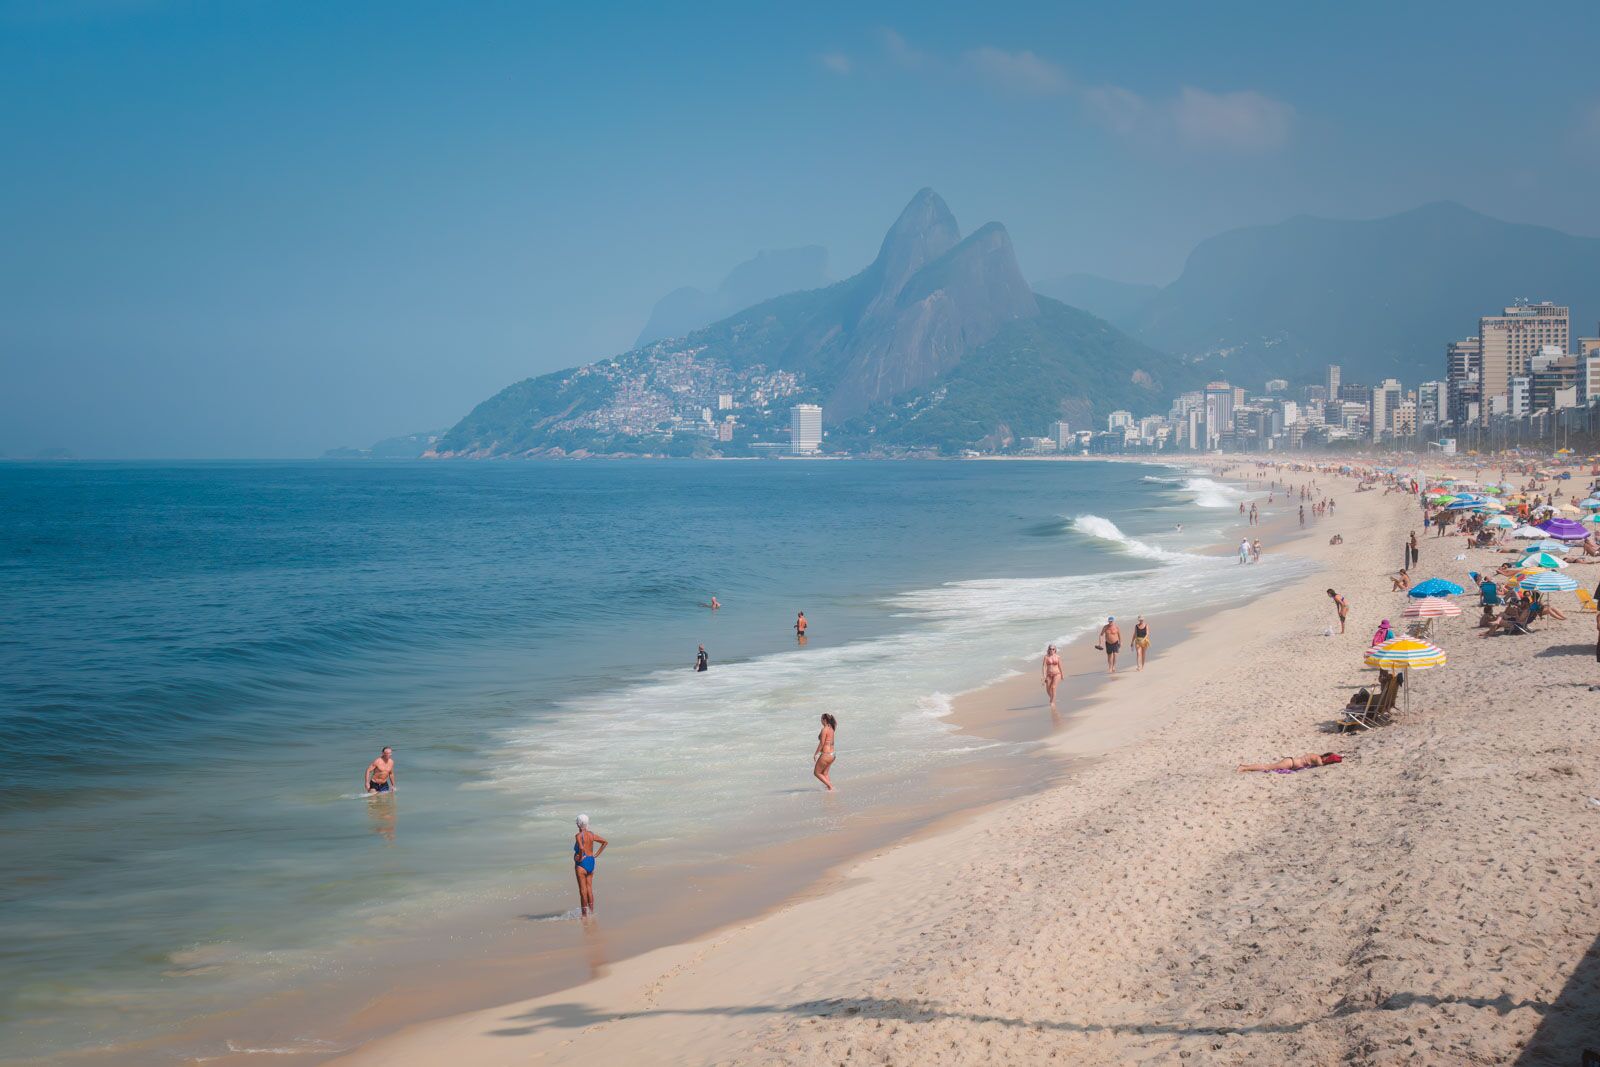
[1237, 753, 1343, 773]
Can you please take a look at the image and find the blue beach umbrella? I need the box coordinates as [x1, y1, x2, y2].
[1517, 572, 1579, 593]
[1516, 552, 1569, 570]
[1529, 540, 1570, 554]
[1443, 500, 1483, 512]
[1578, 497, 1600, 509]
[1408, 578, 1465, 598]
[1485, 515, 1515, 529]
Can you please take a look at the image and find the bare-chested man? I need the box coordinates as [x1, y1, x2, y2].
[1098, 616, 1122, 674]
[365, 747, 396, 794]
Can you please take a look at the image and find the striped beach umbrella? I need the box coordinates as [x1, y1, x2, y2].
[1516, 552, 1569, 570]
[1517, 572, 1579, 593]
[1539, 517, 1589, 541]
[1365, 636, 1448, 668]
[1485, 515, 1516, 528]
[1364, 636, 1447, 718]
[1529, 539, 1570, 554]
[1578, 497, 1600, 509]
[1401, 597, 1461, 620]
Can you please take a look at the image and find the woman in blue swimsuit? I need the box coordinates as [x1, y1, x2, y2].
[572, 814, 608, 917]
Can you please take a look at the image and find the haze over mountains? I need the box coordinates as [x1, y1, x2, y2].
[634, 246, 831, 348]
[1077, 202, 1600, 388]
[432, 189, 1177, 456]
[414, 193, 1600, 458]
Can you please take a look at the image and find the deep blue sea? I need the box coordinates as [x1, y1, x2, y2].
[0, 459, 1302, 1061]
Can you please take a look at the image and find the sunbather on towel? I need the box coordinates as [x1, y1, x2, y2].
[1237, 753, 1343, 773]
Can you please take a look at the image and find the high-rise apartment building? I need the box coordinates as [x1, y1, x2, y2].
[1203, 382, 1234, 450]
[1580, 336, 1600, 405]
[1050, 420, 1072, 450]
[1528, 346, 1580, 412]
[1479, 302, 1569, 416]
[1445, 337, 1482, 426]
[1325, 365, 1341, 400]
[789, 404, 822, 454]
[1417, 381, 1448, 427]
[1107, 410, 1134, 432]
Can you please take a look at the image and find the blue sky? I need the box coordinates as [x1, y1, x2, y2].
[5, 0, 1600, 457]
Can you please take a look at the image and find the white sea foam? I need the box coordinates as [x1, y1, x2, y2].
[1070, 514, 1198, 562]
[1181, 477, 1254, 508]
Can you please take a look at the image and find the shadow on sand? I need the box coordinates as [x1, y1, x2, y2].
[1514, 927, 1600, 1066]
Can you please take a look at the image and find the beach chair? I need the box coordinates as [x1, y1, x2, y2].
[1577, 588, 1599, 613]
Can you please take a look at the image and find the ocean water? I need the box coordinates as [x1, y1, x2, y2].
[0, 459, 1301, 1060]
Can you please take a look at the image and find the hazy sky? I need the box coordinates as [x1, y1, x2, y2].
[5, 0, 1600, 457]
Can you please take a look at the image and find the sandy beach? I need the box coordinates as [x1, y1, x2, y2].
[323, 464, 1600, 1066]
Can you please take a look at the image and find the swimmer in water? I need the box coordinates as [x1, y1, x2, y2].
[1041, 644, 1064, 708]
[364, 747, 395, 794]
[709, 596, 720, 610]
[813, 713, 836, 791]
[572, 814, 608, 916]
[795, 611, 808, 641]
[694, 644, 708, 672]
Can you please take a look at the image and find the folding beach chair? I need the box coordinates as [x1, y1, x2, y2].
[1577, 588, 1599, 614]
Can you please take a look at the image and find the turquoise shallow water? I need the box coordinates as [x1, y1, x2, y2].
[0, 459, 1300, 1060]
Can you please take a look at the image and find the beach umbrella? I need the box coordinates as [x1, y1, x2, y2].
[1408, 577, 1465, 598]
[1517, 572, 1580, 593]
[1512, 524, 1548, 538]
[1578, 497, 1600, 509]
[1530, 539, 1571, 554]
[1538, 517, 1589, 541]
[1477, 500, 1507, 512]
[1516, 552, 1569, 570]
[1364, 636, 1447, 718]
[1585, 512, 1600, 525]
[1402, 597, 1461, 619]
[1485, 515, 1516, 528]
[1443, 500, 1483, 512]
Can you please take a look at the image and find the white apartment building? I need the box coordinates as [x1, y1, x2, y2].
[789, 404, 822, 454]
[1050, 420, 1072, 450]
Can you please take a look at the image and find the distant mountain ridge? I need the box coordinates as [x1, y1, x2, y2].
[634, 246, 831, 347]
[433, 190, 1178, 457]
[1127, 201, 1600, 385]
[1033, 272, 1160, 327]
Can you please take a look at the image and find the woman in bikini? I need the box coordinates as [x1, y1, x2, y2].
[1132, 617, 1151, 671]
[1237, 752, 1342, 773]
[572, 814, 608, 917]
[812, 713, 837, 791]
[1041, 645, 1064, 708]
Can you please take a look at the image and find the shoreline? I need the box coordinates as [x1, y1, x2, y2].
[62, 460, 1290, 1067]
[307, 462, 1346, 1066]
[329, 461, 1600, 1065]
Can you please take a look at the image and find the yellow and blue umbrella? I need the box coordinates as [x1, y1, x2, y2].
[1365, 635, 1448, 669]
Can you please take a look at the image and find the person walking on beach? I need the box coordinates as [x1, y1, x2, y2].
[813, 713, 837, 790]
[1327, 588, 1349, 634]
[794, 611, 808, 642]
[1098, 617, 1122, 674]
[572, 814, 608, 917]
[1041, 644, 1064, 708]
[1251, 538, 1262, 564]
[1409, 531, 1419, 568]
[364, 747, 396, 794]
[693, 644, 708, 672]
[1299, 504, 1305, 527]
[1238, 538, 1250, 565]
[1132, 617, 1151, 671]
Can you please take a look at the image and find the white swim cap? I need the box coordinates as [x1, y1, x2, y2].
[576, 814, 589, 829]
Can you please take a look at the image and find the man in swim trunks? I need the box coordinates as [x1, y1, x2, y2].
[795, 611, 808, 641]
[694, 644, 708, 672]
[1098, 616, 1121, 674]
[365, 747, 395, 794]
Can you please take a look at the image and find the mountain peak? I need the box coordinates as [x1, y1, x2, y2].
[868, 188, 961, 307]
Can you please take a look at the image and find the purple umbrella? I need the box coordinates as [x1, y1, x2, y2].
[1538, 517, 1589, 541]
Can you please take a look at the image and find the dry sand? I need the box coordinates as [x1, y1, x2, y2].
[331, 467, 1600, 1066]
